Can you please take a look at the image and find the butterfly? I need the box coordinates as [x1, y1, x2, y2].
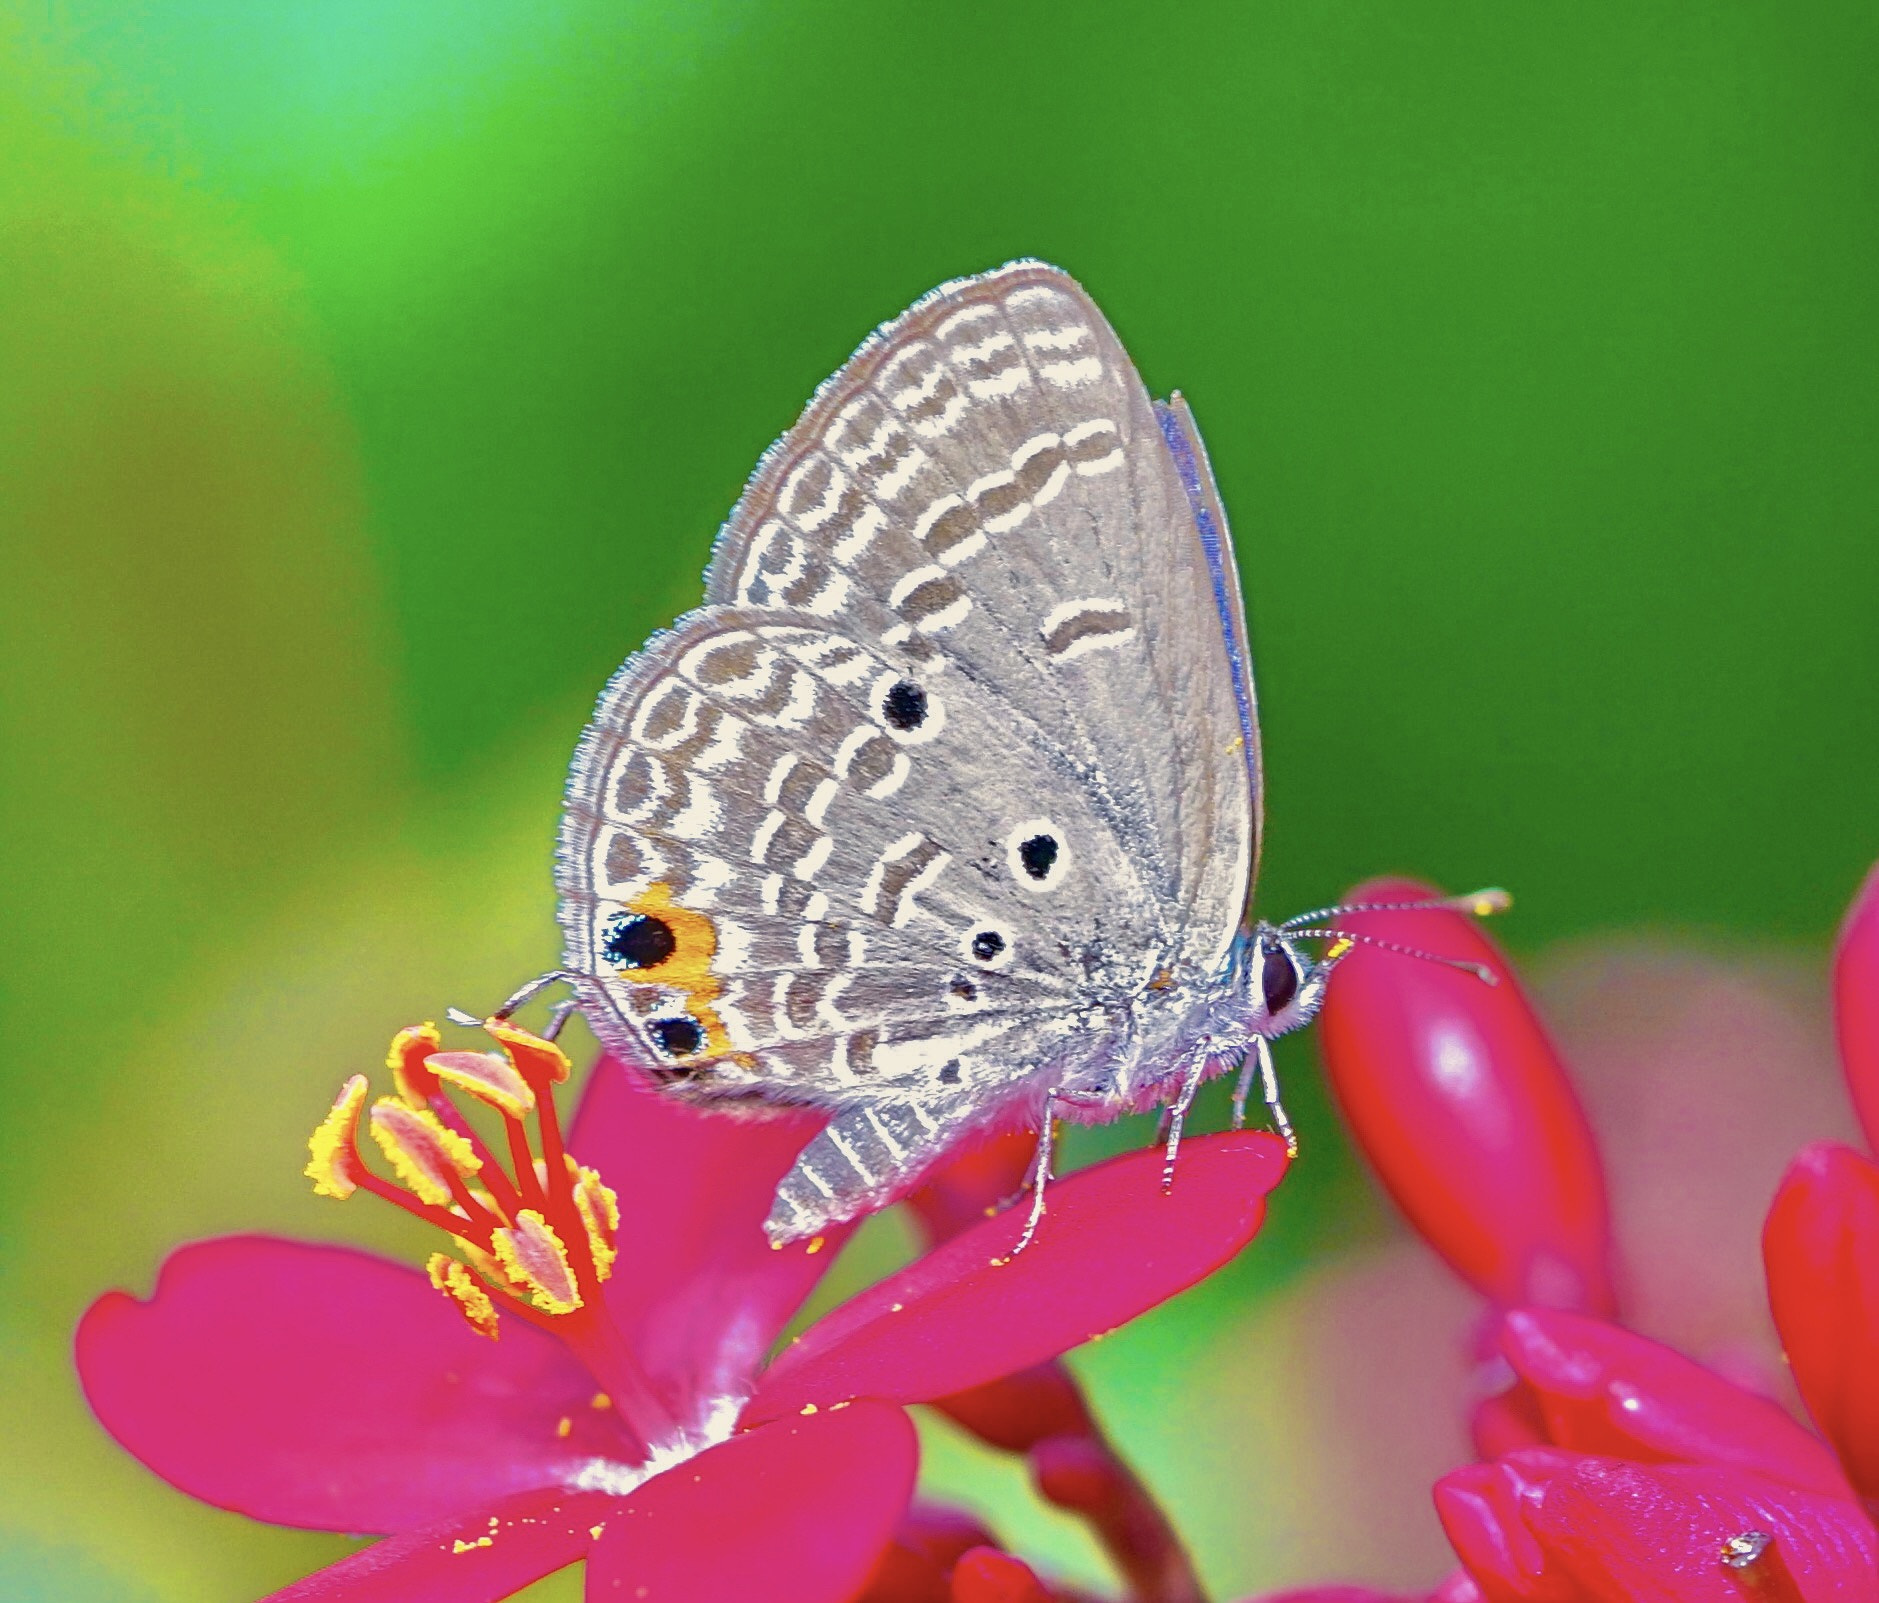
[546, 261, 1502, 1247]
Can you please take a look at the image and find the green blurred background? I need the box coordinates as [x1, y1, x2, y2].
[3, 2, 1875, 1598]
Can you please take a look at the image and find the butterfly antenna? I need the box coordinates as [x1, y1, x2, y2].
[1289, 928, 1500, 987]
[1280, 887, 1511, 932]
[445, 970, 576, 1032]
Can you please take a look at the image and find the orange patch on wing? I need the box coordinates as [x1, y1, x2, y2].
[620, 882, 735, 1056]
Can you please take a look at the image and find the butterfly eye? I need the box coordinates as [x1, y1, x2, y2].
[602, 912, 676, 970]
[1260, 943, 1300, 1015]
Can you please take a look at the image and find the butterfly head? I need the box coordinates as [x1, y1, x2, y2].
[1240, 923, 1343, 1039]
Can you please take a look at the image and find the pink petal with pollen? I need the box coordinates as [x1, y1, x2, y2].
[1763, 1142, 1879, 1502]
[586, 1401, 917, 1603]
[76, 1236, 611, 1534]
[745, 1132, 1287, 1421]
[1318, 878, 1614, 1314]
[1494, 1308, 1848, 1496]
[258, 1483, 617, 1603]
[567, 1056, 853, 1408]
[1836, 863, 1879, 1154]
[1530, 1459, 1879, 1600]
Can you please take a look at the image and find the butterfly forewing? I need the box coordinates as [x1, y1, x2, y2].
[557, 261, 1258, 1220]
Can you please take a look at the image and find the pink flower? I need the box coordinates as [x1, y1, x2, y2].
[77, 1018, 1290, 1601]
[1291, 864, 1879, 1599]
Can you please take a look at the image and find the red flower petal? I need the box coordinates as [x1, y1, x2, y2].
[1493, 1308, 1848, 1496]
[1836, 863, 1879, 1154]
[1434, 1448, 1583, 1603]
[1529, 1458, 1879, 1600]
[1317, 878, 1614, 1313]
[569, 1056, 853, 1406]
[585, 1401, 917, 1603]
[1231, 1591, 1428, 1603]
[745, 1132, 1288, 1421]
[75, 1236, 611, 1533]
[256, 1483, 616, 1603]
[1763, 1142, 1879, 1501]
[949, 1547, 1049, 1603]
[906, 1126, 1039, 1245]
[859, 1505, 1002, 1603]
[931, 1361, 1094, 1454]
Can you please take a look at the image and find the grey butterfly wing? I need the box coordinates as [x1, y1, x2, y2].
[557, 262, 1258, 1236]
[703, 261, 1257, 976]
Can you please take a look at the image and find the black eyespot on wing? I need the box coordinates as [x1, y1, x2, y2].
[970, 929, 1006, 963]
[648, 1015, 705, 1059]
[603, 913, 676, 970]
[938, 1061, 962, 1084]
[882, 680, 927, 731]
[1018, 834, 1059, 880]
[949, 976, 978, 1001]
[1261, 944, 1300, 1015]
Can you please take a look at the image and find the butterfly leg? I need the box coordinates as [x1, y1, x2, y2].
[1253, 1035, 1298, 1157]
[765, 1098, 959, 1246]
[1160, 1058, 1210, 1194]
[1230, 1051, 1257, 1130]
[1011, 1096, 1061, 1256]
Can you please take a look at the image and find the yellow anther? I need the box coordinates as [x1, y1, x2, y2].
[388, 1022, 443, 1109]
[369, 1099, 480, 1207]
[484, 1017, 572, 1086]
[492, 1209, 583, 1316]
[569, 1162, 620, 1283]
[305, 1075, 368, 1199]
[425, 1049, 535, 1119]
[428, 1253, 499, 1339]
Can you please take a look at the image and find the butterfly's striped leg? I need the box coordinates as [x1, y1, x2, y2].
[1233, 1036, 1297, 1155]
[1010, 1095, 1063, 1256]
[765, 1099, 961, 1246]
[1159, 1059, 1210, 1194]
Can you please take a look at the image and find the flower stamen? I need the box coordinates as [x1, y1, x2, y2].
[304, 1016, 677, 1453]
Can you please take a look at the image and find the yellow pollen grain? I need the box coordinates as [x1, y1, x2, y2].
[556, 1416, 572, 1438]
[485, 1015, 573, 1086]
[492, 1210, 582, 1316]
[590, 1524, 605, 1540]
[370, 1100, 481, 1207]
[388, 1022, 443, 1108]
[452, 1536, 493, 1553]
[590, 1392, 610, 1410]
[305, 1075, 368, 1200]
[800, 1403, 818, 1415]
[890, 1302, 904, 1312]
[427, 1254, 499, 1339]
[806, 1235, 825, 1255]
[426, 1048, 535, 1119]
[1326, 936, 1355, 961]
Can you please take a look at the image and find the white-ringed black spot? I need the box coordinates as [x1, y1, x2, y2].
[648, 1015, 705, 1059]
[1018, 834, 1058, 880]
[882, 680, 927, 731]
[949, 976, 978, 1001]
[970, 929, 1005, 963]
[603, 912, 676, 970]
